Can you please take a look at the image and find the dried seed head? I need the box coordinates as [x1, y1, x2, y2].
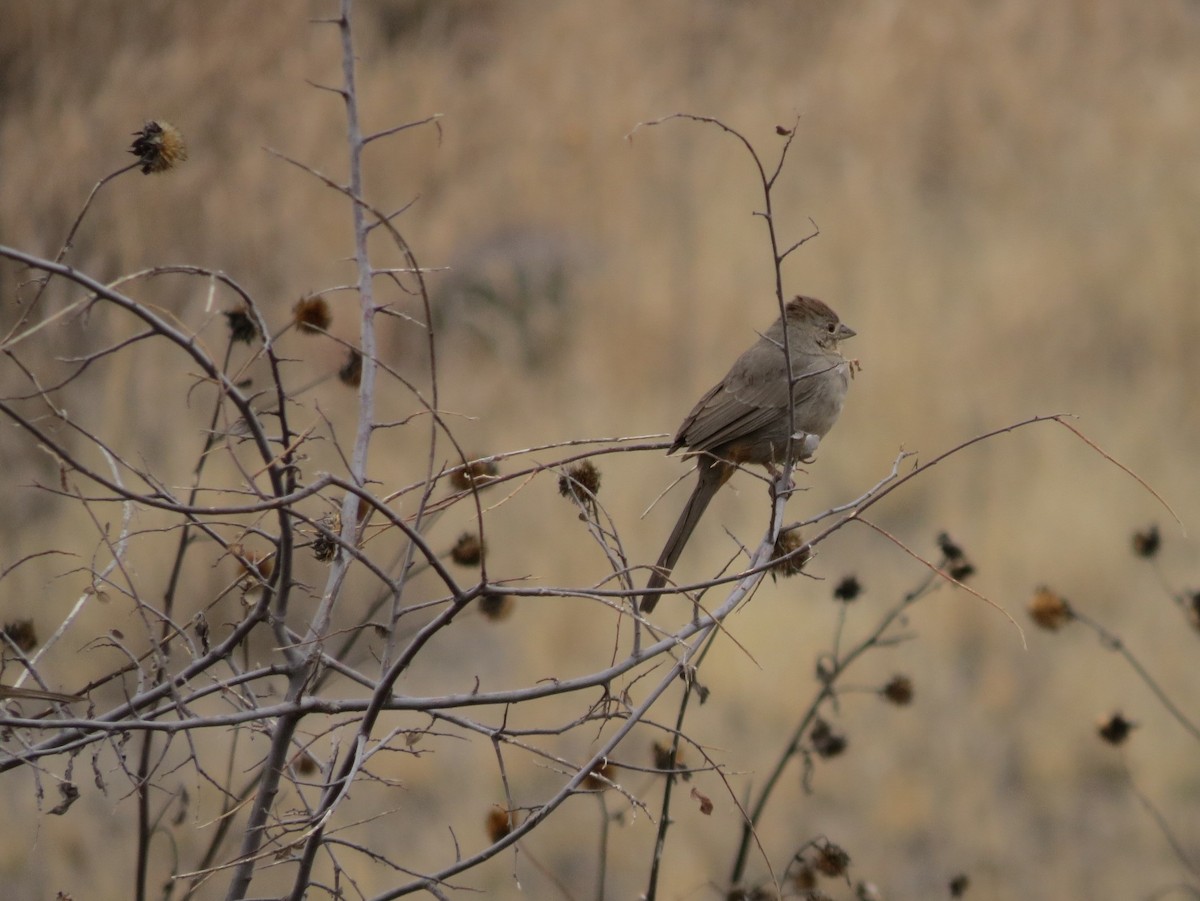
[1, 619, 38, 652]
[129, 120, 188, 173]
[451, 532, 484, 567]
[1132, 525, 1160, 558]
[810, 718, 847, 758]
[582, 760, 616, 791]
[881, 674, 914, 706]
[478, 592, 513, 621]
[313, 512, 341, 563]
[450, 458, 499, 491]
[948, 560, 977, 581]
[224, 307, 260, 344]
[1028, 586, 1073, 631]
[1097, 712, 1135, 745]
[949, 874, 970, 897]
[338, 348, 363, 387]
[652, 741, 687, 777]
[293, 294, 332, 334]
[558, 460, 601, 500]
[485, 807, 515, 842]
[937, 531, 965, 561]
[771, 528, 811, 579]
[812, 841, 850, 878]
[833, 575, 862, 602]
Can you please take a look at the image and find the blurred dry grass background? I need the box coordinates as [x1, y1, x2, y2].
[2, 1, 1199, 898]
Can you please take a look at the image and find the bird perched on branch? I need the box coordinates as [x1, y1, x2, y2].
[640, 295, 856, 612]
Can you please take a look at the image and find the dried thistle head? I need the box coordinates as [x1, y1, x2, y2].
[130, 120, 188, 173]
[1097, 712, 1135, 745]
[477, 591, 513, 621]
[770, 528, 811, 579]
[1028, 586, 1073, 631]
[581, 760, 616, 791]
[451, 532, 484, 567]
[485, 807, 515, 842]
[881, 674, 914, 706]
[652, 741, 687, 777]
[224, 306, 260, 344]
[832, 575, 862, 602]
[810, 718, 847, 758]
[811, 841, 850, 878]
[558, 460, 601, 501]
[949, 874, 970, 897]
[450, 458, 499, 491]
[313, 512, 341, 563]
[338, 348, 363, 387]
[1, 619, 38, 653]
[293, 294, 332, 334]
[1131, 524, 1160, 558]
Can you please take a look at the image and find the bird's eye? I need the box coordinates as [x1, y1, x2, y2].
[826, 323, 837, 332]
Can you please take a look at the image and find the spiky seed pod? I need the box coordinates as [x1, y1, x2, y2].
[770, 528, 811, 579]
[1097, 712, 1135, 745]
[338, 348, 362, 387]
[451, 532, 484, 567]
[293, 294, 332, 334]
[224, 307, 260, 344]
[478, 592, 513, 621]
[130, 120, 188, 173]
[881, 674, 914, 706]
[1131, 524, 1160, 558]
[1028, 586, 1073, 631]
[558, 460, 601, 500]
[450, 458, 499, 491]
[833, 575, 862, 602]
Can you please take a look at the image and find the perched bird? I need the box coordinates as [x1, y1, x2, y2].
[641, 296, 855, 612]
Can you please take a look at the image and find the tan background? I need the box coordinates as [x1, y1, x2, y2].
[1, 1, 1198, 898]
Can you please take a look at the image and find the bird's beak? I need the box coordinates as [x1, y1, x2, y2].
[837, 323, 856, 340]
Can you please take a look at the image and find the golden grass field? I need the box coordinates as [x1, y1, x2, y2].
[2, 2, 1199, 898]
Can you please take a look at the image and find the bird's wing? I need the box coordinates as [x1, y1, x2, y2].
[675, 343, 837, 454]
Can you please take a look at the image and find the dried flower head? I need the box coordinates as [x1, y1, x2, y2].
[810, 718, 847, 759]
[937, 531, 965, 561]
[1, 619, 38, 653]
[293, 294, 332, 334]
[1097, 712, 1135, 745]
[451, 532, 484, 567]
[293, 751, 319, 776]
[652, 741, 688, 778]
[771, 528, 811, 579]
[812, 841, 850, 878]
[224, 307, 260, 344]
[1028, 586, 1073, 631]
[582, 760, 616, 791]
[485, 807, 515, 842]
[881, 674, 914, 706]
[478, 591, 514, 621]
[338, 348, 363, 387]
[949, 874, 970, 897]
[1131, 525, 1160, 558]
[129, 120, 188, 173]
[450, 457, 500, 491]
[558, 460, 602, 501]
[833, 575, 862, 602]
[313, 512, 341, 563]
[948, 560, 977, 581]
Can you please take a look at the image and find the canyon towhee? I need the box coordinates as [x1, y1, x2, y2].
[640, 295, 856, 612]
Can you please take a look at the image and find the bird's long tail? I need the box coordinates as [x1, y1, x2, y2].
[640, 459, 732, 612]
